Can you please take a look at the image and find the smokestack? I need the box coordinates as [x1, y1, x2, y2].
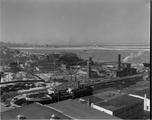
[118, 54, 121, 70]
[87, 57, 92, 78]
[77, 81, 80, 88]
[88, 98, 92, 106]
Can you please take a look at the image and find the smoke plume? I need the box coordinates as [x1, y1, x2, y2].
[123, 51, 145, 63]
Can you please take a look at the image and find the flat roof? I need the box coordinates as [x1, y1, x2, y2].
[1, 103, 70, 120]
[94, 90, 124, 100]
[131, 88, 150, 99]
[48, 99, 120, 119]
[95, 95, 143, 112]
[81, 95, 104, 103]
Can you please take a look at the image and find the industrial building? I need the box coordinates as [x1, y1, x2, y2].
[0, 47, 150, 120]
[129, 88, 150, 112]
[80, 90, 146, 119]
[91, 95, 144, 119]
[81, 90, 124, 104]
[48, 99, 120, 119]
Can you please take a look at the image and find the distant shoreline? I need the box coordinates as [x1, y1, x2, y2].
[10, 46, 150, 51]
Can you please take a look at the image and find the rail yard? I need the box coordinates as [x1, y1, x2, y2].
[0, 46, 150, 119]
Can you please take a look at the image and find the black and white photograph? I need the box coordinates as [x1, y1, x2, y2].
[0, 0, 150, 119]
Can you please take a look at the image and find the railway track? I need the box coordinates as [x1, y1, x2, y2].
[0, 80, 45, 85]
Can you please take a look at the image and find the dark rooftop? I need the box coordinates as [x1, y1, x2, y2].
[95, 95, 143, 112]
[1, 103, 70, 120]
[48, 99, 120, 119]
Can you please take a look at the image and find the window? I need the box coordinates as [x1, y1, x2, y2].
[147, 106, 149, 110]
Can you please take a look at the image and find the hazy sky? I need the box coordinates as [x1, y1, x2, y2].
[1, 0, 150, 45]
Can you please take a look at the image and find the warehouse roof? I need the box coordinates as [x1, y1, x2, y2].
[48, 99, 120, 119]
[95, 95, 143, 112]
[1, 103, 70, 120]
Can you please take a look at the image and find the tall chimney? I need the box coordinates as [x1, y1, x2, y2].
[77, 81, 80, 88]
[88, 98, 92, 106]
[118, 54, 121, 70]
[87, 57, 92, 78]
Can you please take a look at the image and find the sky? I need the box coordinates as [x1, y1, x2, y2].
[0, 0, 150, 45]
